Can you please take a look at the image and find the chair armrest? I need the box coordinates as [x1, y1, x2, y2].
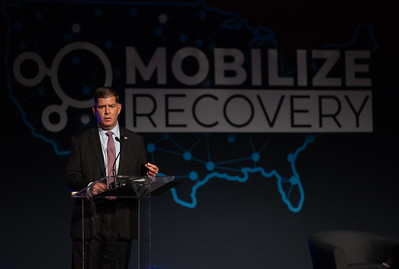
[368, 235, 399, 262]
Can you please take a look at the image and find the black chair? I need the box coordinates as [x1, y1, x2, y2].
[309, 230, 399, 269]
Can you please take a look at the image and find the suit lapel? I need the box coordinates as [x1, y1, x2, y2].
[88, 128, 106, 177]
[118, 128, 127, 174]
[118, 127, 138, 175]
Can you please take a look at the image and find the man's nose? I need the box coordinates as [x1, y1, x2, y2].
[105, 106, 111, 114]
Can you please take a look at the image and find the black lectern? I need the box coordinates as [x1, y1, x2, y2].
[72, 175, 174, 269]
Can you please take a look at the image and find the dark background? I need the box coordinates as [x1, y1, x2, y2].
[1, 0, 398, 268]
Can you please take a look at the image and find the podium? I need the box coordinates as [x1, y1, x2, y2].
[72, 175, 174, 269]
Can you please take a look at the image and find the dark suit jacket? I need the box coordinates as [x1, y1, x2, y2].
[66, 126, 147, 240]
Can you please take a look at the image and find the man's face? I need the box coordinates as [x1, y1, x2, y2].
[92, 96, 122, 130]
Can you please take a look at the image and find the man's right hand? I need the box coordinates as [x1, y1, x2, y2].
[90, 182, 108, 195]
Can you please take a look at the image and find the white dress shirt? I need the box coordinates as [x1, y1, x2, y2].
[97, 122, 121, 176]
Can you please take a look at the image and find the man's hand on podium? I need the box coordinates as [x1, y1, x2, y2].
[90, 182, 107, 195]
[145, 163, 159, 177]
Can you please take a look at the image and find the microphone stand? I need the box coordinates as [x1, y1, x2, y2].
[111, 135, 126, 269]
[111, 136, 126, 188]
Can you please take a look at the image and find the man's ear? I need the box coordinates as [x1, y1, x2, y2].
[117, 103, 122, 115]
[92, 106, 96, 116]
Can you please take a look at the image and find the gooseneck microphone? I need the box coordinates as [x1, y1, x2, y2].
[112, 136, 127, 178]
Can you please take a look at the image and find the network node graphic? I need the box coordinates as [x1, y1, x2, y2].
[146, 133, 315, 212]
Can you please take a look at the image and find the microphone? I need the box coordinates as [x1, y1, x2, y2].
[111, 136, 127, 185]
[115, 136, 127, 143]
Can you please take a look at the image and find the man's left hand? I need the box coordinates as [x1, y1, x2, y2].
[145, 163, 159, 177]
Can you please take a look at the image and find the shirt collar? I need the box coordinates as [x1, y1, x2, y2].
[98, 122, 120, 138]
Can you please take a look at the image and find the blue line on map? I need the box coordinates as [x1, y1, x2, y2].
[168, 135, 316, 212]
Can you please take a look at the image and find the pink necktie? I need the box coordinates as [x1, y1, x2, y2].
[106, 131, 116, 185]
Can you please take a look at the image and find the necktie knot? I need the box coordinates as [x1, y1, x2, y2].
[106, 131, 113, 138]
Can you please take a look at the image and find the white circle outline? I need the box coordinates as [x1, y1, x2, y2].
[13, 52, 47, 86]
[41, 104, 68, 132]
[50, 41, 113, 108]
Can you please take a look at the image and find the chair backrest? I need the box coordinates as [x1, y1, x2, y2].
[313, 230, 397, 264]
[315, 230, 372, 263]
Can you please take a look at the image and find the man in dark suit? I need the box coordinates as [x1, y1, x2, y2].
[66, 86, 159, 269]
